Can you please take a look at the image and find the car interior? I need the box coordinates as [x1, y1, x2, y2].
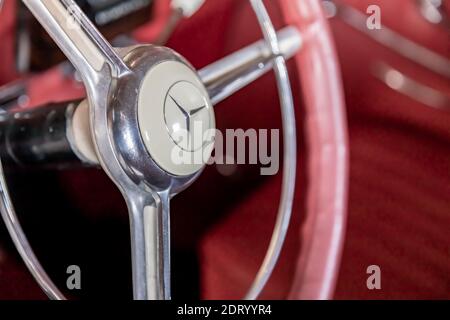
[0, 0, 448, 300]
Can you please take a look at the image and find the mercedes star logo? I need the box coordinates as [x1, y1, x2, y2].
[164, 81, 211, 152]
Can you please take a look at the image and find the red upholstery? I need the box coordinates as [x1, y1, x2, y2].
[0, 0, 17, 85]
[331, 0, 450, 299]
[0, 0, 449, 299]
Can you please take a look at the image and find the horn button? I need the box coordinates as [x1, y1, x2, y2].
[137, 60, 215, 177]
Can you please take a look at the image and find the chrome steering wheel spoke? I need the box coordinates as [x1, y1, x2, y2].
[124, 188, 171, 300]
[22, 0, 130, 86]
[199, 26, 302, 105]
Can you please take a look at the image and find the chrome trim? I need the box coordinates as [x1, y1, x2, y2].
[373, 62, 450, 110]
[334, 1, 450, 79]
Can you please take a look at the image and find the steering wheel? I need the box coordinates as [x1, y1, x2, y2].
[0, 0, 348, 300]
